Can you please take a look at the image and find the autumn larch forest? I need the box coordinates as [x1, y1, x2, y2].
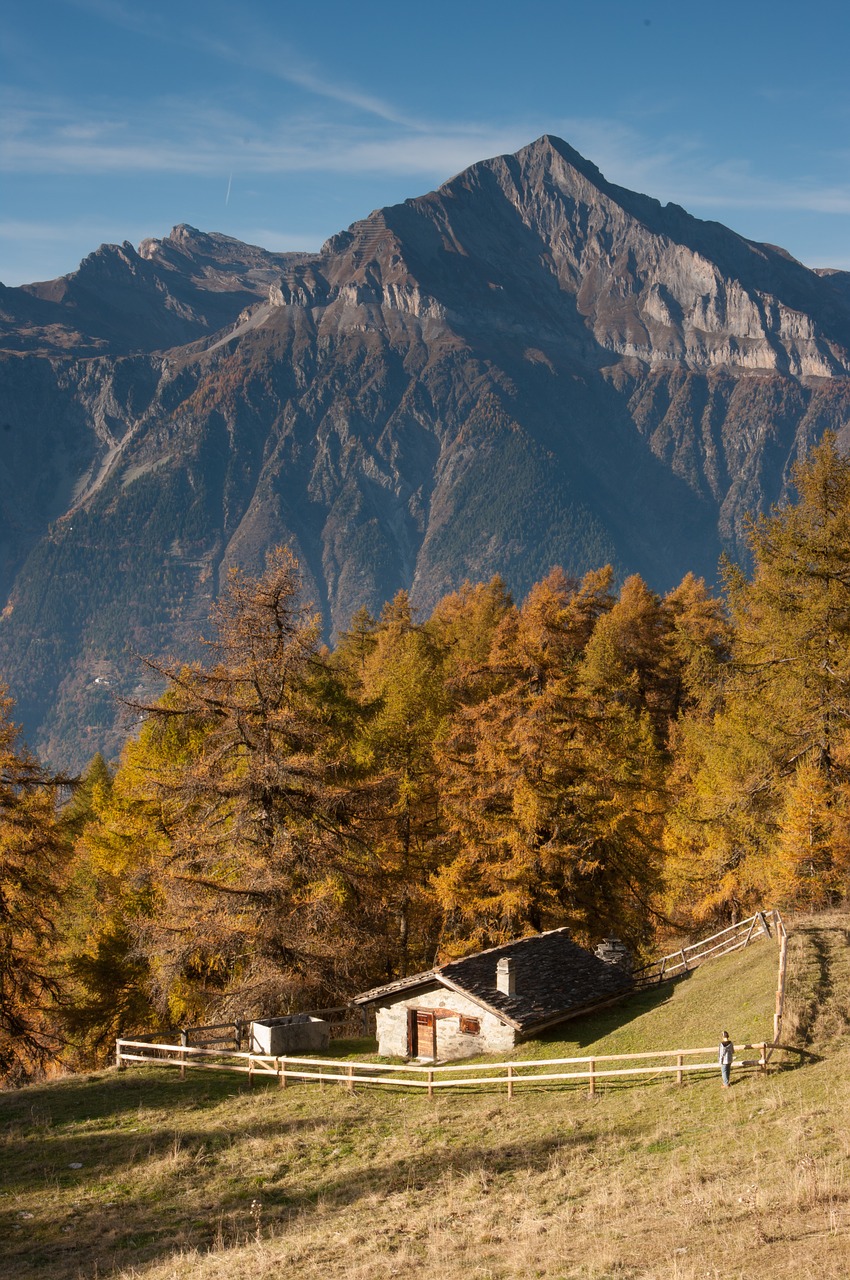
[3, 435, 850, 1084]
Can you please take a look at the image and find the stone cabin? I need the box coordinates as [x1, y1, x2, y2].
[353, 928, 633, 1062]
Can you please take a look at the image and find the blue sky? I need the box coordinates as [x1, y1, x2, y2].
[2, 0, 849, 286]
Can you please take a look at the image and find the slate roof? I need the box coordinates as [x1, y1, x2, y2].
[353, 928, 633, 1034]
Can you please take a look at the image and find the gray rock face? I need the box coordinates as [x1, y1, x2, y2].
[0, 225, 310, 356]
[2, 135, 850, 766]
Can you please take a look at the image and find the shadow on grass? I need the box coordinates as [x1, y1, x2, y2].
[0, 1065, 255, 1130]
[532, 971, 688, 1052]
[0, 1071, 329, 1179]
[0, 1068, 592, 1280]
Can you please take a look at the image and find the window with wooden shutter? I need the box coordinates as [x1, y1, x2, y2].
[459, 1016, 480, 1035]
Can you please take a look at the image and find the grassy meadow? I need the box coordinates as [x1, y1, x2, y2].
[2, 914, 849, 1280]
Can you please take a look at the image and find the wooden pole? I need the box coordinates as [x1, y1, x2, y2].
[179, 1029, 188, 1080]
[115, 1040, 124, 1071]
[588, 1059, 595, 1096]
[507, 1064, 514, 1100]
[347, 1064, 354, 1094]
[676, 1053, 683, 1086]
[279, 1057, 287, 1088]
[428, 1069, 434, 1099]
[774, 930, 788, 1042]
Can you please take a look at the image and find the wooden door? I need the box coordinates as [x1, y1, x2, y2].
[408, 1008, 437, 1060]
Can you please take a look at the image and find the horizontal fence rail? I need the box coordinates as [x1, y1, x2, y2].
[177, 1006, 373, 1050]
[115, 1038, 772, 1096]
[632, 910, 775, 987]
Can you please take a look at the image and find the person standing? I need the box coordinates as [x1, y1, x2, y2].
[718, 1031, 734, 1087]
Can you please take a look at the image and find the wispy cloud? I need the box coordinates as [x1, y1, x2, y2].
[198, 32, 426, 131]
[0, 89, 530, 181]
[12, 5, 850, 225]
[549, 117, 850, 218]
[65, 0, 433, 132]
[4, 84, 850, 227]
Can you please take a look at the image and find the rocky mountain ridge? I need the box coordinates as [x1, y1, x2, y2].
[0, 225, 310, 356]
[2, 135, 850, 766]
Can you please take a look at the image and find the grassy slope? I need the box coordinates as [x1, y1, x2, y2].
[1, 915, 849, 1280]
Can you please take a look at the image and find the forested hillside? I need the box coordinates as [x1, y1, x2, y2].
[3, 436, 850, 1084]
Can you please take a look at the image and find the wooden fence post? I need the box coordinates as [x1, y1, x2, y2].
[248, 1056, 254, 1088]
[279, 1057, 287, 1088]
[676, 1053, 683, 1086]
[507, 1064, 514, 1100]
[347, 1064, 354, 1094]
[179, 1029, 188, 1080]
[774, 930, 788, 1043]
[428, 1069, 434, 1099]
[115, 1041, 124, 1071]
[588, 1059, 595, 1096]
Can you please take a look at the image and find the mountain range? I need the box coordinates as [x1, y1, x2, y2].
[3, 134, 850, 766]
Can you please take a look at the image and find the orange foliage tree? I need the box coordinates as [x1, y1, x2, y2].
[0, 690, 71, 1081]
[666, 434, 850, 920]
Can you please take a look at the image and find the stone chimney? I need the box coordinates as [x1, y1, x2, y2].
[496, 956, 516, 996]
[594, 936, 632, 975]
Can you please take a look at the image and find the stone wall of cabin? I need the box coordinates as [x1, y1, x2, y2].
[374, 985, 517, 1061]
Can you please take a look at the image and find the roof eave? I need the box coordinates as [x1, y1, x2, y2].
[435, 974, 526, 1032]
[516, 986, 633, 1037]
[352, 970, 440, 1005]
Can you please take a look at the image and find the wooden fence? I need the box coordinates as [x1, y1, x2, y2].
[632, 910, 776, 987]
[115, 1038, 774, 1096]
[176, 1005, 372, 1051]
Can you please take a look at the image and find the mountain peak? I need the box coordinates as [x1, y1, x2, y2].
[519, 133, 609, 183]
[6, 134, 850, 764]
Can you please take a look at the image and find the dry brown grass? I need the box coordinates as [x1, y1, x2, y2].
[2, 914, 849, 1280]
